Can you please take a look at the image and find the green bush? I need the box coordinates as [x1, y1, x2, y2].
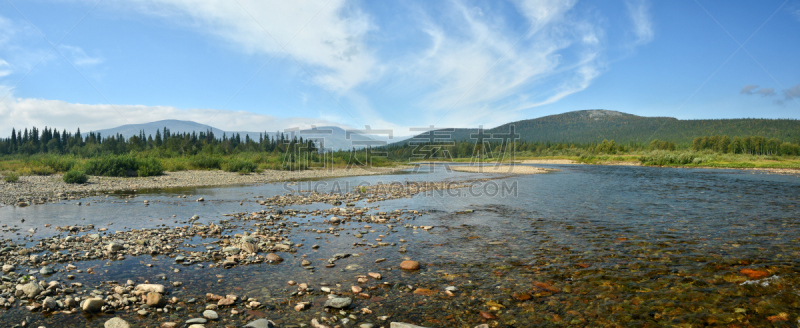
[3, 172, 19, 183]
[62, 170, 88, 184]
[83, 155, 163, 177]
[189, 155, 222, 170]
[639, 151, 698, 166]
[41, 157, 77, 172]
[30, 166, 55, 176]
[136, 158, 164, 177]
[224, 159, 258, 174]
[84, 156, 137, 177]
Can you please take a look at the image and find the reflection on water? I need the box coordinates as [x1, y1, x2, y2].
[1, 165, 799, 327]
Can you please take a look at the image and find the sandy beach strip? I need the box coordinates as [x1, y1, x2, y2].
[447, 164, 552, 174]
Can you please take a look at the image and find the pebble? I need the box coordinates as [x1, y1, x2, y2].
[186, 318, 207, 324]
[400, 260, 420, 270]
[243, 319, 276, 328]
[203, 310, 219, 320]
[104, 317, 131, 328]
[324, 297, 352, 309]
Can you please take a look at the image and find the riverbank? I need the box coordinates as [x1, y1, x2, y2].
[447, 164, 554, 174]
[0, 167, 404, 207]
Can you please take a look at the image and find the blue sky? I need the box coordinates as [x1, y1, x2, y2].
[0, 0, 798, 136]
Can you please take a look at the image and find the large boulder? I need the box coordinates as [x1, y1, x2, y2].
[82, 298, 104, 312]
[17, 282, 42, 298]
[146, 292, 166, 307]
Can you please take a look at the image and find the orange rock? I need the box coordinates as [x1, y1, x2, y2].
[400, 260, 420, 270]
[511, 293, 532, 301]
[532, 281, 560, 293]
[576, 263, 590, 268]
[767, 312, 789, 323]
[412, 288, 436, 296]
[480, 311, 497, 319]
[740, 268, 769, 280]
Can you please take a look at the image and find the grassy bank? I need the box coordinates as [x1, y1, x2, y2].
[0, 151, 398, 182]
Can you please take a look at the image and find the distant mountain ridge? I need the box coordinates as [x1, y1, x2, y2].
[86, 120, 399, 151]
[400, 110, 800, 145]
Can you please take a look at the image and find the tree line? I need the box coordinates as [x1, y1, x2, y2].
[691, 135, 800, 156]
[0, 126, 318, 157]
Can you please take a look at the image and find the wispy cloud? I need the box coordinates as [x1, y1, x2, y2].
[784, 83, 800, 99]
[398, 0, 607, 128]
[626, 0, 654, 45]
[0, 94, 348, 136]
[57, 45, 103, 66]
[0, 59, 10, 78]
[755, 87, 775, 97]
[740, 84, 759, 95]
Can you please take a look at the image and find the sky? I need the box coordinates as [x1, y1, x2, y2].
[0, 0, 799, 137]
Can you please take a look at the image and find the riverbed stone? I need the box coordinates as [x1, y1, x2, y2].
[135, 284, 166, 293]
[186, 318, 207, 324]
[324, 297, 352, 309]
[18, 282, 42, 298]
[82, 298, 104, 312]
[203, 309, 219, 320]
[39, 266, 55, 275]
[104, 317, 131, 328]
[106, 242, 124, 252]
[400, 260, 420, 270]
[244, 319, 276, 328]
[390, 323, 427, 328]
[266, 253, 283, 262]
[42, 297, 57, 311]
[146, 292, 166, 307]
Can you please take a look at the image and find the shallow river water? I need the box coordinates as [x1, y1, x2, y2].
[0, 164, 798, 327]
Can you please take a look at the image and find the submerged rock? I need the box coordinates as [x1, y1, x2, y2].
[324, 297, 352, 309]
[244, 319, 276, 328]
[105, 317, 131, 328]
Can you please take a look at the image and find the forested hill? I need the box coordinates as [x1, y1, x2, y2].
[403, 110, 800, 145]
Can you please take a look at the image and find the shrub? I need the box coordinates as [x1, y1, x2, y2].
[83, 155, 163, 177]
[163, 159, 187, 172]
[136, 158, 164, 177]
[189, 155, 222, 170]
[62, 170, 88, 184]
[84, 156, 138, 177]
[3, 172, 19, 183]
[41, 157, 77, 172]
[224, 159, 258, 174]
[30, 166, 55, 176]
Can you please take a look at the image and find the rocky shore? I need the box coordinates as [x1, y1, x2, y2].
[0, 167, 403, 207]
[0, 178, 498, 328]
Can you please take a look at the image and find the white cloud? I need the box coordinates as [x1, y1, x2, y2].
[100, 0, 377, 93]
[0, 95, 348, 136]
[56, 45, 103, 66]
[625, 0, 654, 45]
[400, 0, 605, 128]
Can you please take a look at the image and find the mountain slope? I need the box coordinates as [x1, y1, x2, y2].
[402, 110, 800, 145]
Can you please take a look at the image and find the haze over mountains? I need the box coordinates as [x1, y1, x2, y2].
[87, 110, 800, 151]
